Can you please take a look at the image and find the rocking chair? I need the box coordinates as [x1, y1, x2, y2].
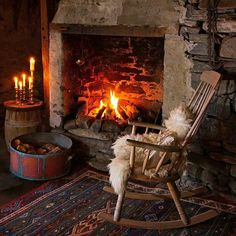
[99, 70, 222, 229]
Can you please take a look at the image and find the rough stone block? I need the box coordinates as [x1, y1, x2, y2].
[229, 180, 236, 194]
[191, 60, 211, 73]
[220, 37, 236, 59]
[180, 26, 201, 36]
[199, 0, 236, 10]
[186, 162, 203, 179]
[90, 119, 103, 132]
[189, 34, 208, 43]
[212, 183, 229, 193]
[187, 42, 208, 56]
[230, 165, 236, 177]
[101, 120, 122, 133]
[188, 152, 229, 176]
[203, 16, 236, 33]
[64, 119, 77, 130]
[190, 72, 201, 89]
[223, 62, 236, 74]
[181, 19, 198, 28]
[76, 115, 95, 129]
[96, 151, 113, 161]
[217, 174, 231, 186]
[186, 5, 207, 21]
[198, 116, 222, 142]
[200, 170, 217, 187]
[87, 158, 111, 172]
[68, 128, 116, 141]
[211, 152, 236, 165]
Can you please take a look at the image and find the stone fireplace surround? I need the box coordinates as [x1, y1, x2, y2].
[49, 0, 192, 128]
[49, 0, 236, 198]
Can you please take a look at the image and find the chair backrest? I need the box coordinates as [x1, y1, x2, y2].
[182, 70, 221, 146]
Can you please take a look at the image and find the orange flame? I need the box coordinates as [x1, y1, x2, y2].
[96, 90, 122, 119]
[100, 100, 105, 109]
[110, 90, 121, 119]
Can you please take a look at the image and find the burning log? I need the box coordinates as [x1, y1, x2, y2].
[104, 105, 113, 120]
[118, 106, 129, 120]
[96, 106, 106, 119]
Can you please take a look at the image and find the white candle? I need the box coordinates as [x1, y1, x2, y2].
[30, 57, 35, 72]
[14, 76, 18, 89]
[19, 81, 22, 90]
[22, 73, 26, 88]
[28, 76, 33, 89]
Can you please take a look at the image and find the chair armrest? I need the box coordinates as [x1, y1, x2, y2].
[128, 120, 166, 131]
[126, 139, 181, 153]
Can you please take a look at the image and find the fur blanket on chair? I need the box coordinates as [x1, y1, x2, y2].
[108, 106, 193, 195]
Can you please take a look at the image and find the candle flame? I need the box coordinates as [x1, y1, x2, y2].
[14, 76, 18, 89]
[30, 57, 35, 71]
[22, 73, 26, 87]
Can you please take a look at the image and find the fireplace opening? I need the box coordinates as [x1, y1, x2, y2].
[60, 33, 165, 170]
[62, 34, 164, 125]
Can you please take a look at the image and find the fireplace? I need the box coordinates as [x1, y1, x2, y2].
[63, 34, 164, 123]
[60, 33, 165, 169]
[49, 0, 192, 169]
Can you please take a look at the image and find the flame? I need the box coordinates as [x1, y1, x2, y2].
[110, 90, 121, 119]
[94, 90, 122, 120]
[100, 100, 105, 109]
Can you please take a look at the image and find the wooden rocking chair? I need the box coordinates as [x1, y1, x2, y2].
[99, 70, 222, 230]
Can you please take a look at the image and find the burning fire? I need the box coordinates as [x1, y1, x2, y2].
[97, 90, 122, 120]
[109, 91, 121, 119]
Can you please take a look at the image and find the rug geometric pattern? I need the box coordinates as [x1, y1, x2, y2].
[0, 170, 236, 236]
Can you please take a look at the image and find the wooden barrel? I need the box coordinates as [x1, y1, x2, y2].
[9, 132, 72, 180]
[4, 100, 43, 147]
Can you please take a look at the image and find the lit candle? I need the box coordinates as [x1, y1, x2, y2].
[22, 73, 26, 87]
[19, 81, 22, 90]
[30, 57, 35, 72]
[14, 76, 18, 89]
[28, 76, 33, 90]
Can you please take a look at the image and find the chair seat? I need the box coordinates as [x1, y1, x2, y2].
[130, 172, 180, 183]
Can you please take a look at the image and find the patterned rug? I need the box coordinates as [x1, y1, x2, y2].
[0, 170, 236, 236]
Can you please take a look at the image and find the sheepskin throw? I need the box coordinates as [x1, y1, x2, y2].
[108, 106, 193, 195]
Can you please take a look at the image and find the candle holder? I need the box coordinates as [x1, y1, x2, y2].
[15, 88, 20, 104]
[22, 88, 26, 102]
[28, 88, 34, 104]
[19, 89, 23, 104]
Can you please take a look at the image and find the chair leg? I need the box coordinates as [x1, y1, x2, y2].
[166, 182, 189, 225]
[114, 191, 125, 221]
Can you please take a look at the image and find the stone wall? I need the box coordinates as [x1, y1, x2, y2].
[0, 1, 43, 126]
[53, 0, 180, 27]
[180, 0, 236, 199]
